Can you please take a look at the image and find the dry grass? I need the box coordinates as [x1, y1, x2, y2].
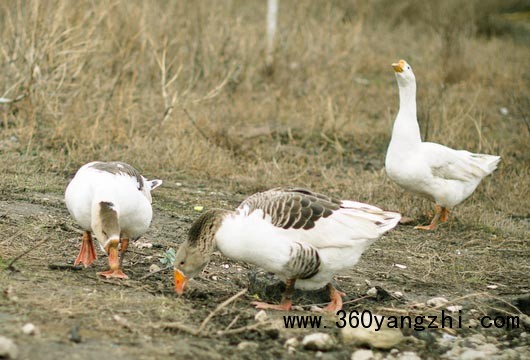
[0, 0, 528, 234]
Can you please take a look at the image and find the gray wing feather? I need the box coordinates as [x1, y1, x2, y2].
[240, 187, 341, 230]
[89, 161, 144, 190]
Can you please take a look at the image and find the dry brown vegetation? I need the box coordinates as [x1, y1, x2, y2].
[0, 1, 529, 359]
[1, 1, 528, 224]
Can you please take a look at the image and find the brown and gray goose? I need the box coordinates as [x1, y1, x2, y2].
[174, 187, 400, 312]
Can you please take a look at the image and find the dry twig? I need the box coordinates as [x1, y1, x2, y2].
[150, 288, 248, 337]
[137, 265, 172, 281]
[196, 288, 248, 335]
[216, 320, 273, 337]
[6, 237, 51, 271]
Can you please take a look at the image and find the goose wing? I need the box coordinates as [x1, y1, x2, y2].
[239, 187, 341, 230]
[423, 142, 500, 182]
[238, 188, 400, 248]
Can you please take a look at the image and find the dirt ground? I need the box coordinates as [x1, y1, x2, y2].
[0, 153, 528, 360]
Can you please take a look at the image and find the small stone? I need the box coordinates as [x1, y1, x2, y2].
[446, 305, 462, 313]
[443, 345, 463, 358]
[438, 333, 457, 349]
[21, 323, 39, 336]
[254, 310, 268, 322]
[211, 275, 218, 281]
[367, 287, 378, 297]
[341, 313, 405, 349]
[397, 351, 422, 360]
[499, 107, 509, 116]
[351, 349, 375, 360]
[393, 291, 404, 299]
[222, 264, 230, 269]
[302, 333, 335, 351]
[426, 297, 449, 307]
[364, 280, 372, 287]
[237, 341, 259, 351]
[284, 337, 300, 349]
[310, 305, 324, 313]
[514, 346, 530, 354]
[481, 343, 499, 353]
[149, 264, 161, 273]
[0, 336, 18, 359]
[499, 349, 518, 360]
[460, 349, 491, 360]
[393, 263, 407, 269]
[135, 241, 153, 249]
[468, 333, 486, 344]
[486, 284, 498, 289]
[521, 332, 528, 339]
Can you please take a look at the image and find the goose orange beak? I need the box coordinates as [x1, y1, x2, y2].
[174, 269, 188, 295]
[392, 60, 406, 73]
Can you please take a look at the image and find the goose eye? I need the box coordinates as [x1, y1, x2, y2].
[180, 261, 185, 266]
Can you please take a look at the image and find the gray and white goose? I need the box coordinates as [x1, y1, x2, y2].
[174, 188, 401, 312]
[65, 161, 162, 278]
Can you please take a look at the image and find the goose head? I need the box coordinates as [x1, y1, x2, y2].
[173, 209, 228, 295]
[392, 59, 415, 87]
[173, 241, 210, 295]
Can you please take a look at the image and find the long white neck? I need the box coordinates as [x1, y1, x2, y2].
[390, 81, 421, 146]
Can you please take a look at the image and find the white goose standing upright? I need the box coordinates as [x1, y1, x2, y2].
[173, 188, 400, 312]
[385, 60, 500, 230]
[65, 161, 162, 278]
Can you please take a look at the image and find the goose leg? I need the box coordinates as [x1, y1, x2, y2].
[440, 207, 449, 222]
[323, 283, 346, 312]
[97, 238, 129, 279]
[415, 205, 442, 231]
[251, 278, 295, 311]
[119, 238, 129, 269]
[74, 231, 97, 267]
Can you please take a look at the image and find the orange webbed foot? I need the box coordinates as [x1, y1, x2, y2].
[97, 269, 129, 279]
[74, 231, 97, 267]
